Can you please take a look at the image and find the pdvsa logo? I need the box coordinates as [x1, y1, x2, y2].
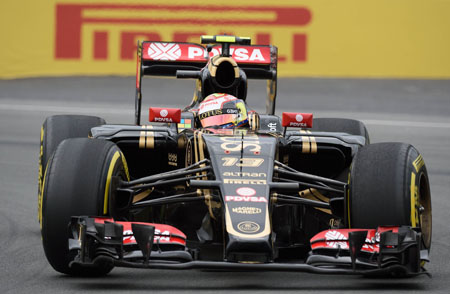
[147, 43, 181, 61]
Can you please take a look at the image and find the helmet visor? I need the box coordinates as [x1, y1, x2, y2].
[200, 113, 237, 128]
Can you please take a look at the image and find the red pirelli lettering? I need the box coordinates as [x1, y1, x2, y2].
[55, 4, 312, 61]
[93, 31, 108, 59]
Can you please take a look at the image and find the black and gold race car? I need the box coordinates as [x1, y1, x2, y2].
[38, 35, 432, 277]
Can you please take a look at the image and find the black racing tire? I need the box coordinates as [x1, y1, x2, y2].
[348, 142, 432, 249]
[38, 115, 106, 224]
[312, 118, 370, 145]
[41, 138, 129, 276]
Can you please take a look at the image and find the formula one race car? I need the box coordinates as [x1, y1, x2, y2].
[38, 35, 432, 277]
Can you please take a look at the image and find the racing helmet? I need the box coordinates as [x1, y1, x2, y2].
[198, 93, 249, 129]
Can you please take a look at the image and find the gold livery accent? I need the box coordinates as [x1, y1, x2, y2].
[139, 125, 154, 149]
[249, 112, 260, 131]
[139, 131, 145, 148]
[299, 130, 317, 154]
[185, 139, 193, 166]
[307, 130, 317, 154]
[413, 154, 424, 172]
[168, 152, 177, 167]
[223, 171, 267, 178]
[220, 136, 261, 153]
[177, 135, 186, 149]
[208, 56, 239, 78]
[133, 189, 152, 203]
[221, 157, 264, 167]
[271, 192, 278, 203]
[299, 188, 331, 214]
[301, 136, 310, 153]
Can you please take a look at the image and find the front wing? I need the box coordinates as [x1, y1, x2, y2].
[67, 217, 429, 277]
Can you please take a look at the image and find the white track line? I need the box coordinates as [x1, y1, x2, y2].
[361, 119, 450, 129]
[0, 102, 132, 115]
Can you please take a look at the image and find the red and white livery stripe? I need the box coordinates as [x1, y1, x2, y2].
[94, 218, 186, 246]
[310, 227, 400, 253]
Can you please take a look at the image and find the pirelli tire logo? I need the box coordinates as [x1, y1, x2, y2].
[232, 206, 262, 214]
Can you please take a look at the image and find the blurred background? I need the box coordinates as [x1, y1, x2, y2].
[1, 0, 450, 292]
[1, 0, 450, 79]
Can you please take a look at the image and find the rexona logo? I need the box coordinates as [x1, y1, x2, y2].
[54, 4, 311, 63]
[225, 196, 267, 203]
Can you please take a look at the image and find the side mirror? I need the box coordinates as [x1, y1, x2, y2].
[149, 107, 181, 123]
[282, 112, 313, 136]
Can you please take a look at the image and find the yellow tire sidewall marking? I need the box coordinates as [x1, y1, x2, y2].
[38, 126, 44, 222]
[103, 151, 121, 215]
[410, 172, 419, 227]
[39, 160, 50, 231]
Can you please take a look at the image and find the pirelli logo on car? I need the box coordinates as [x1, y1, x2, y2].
[223, 179, 267, 185]
[54, 2, 311, 63]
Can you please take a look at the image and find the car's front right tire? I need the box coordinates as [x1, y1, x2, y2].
[38, 115, 106, 225]
[348, 142, 432, 250]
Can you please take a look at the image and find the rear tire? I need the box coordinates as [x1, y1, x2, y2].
[312, 118, 370, 145]
[41, 138, 128, 275]
[38, 115, 105, 224]
[348, 142, 431, 249]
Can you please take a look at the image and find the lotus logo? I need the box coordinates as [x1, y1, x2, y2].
[237, 221, 260, 233]
[295, 114, 303, 122]
[160, 109, 168, 117]
[236, 187, 256, 196]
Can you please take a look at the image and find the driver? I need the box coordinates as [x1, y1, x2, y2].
[198, 93, 249, 129]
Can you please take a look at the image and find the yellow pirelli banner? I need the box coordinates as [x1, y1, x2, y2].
[1, 0, 449, 79]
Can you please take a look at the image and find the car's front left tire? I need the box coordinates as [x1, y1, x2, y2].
[41, 138, 128, 275]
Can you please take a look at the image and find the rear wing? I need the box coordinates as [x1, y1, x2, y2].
[134, 40, 278, 125]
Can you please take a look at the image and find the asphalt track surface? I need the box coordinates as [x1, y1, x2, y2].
[1, 77, 449, 293]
